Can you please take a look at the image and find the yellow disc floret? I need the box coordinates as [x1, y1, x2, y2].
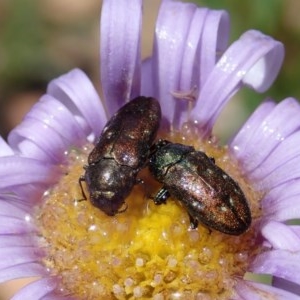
[36, 134, 261, 299]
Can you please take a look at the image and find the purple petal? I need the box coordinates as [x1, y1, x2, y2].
[191, 30, 284, 137]
[26, 95, 87, 147]
[0, 200, 36, 234]
[262, 181, 300, 222]
[263, 181, 300, 205]
[229, 98, 300, 179]
[236, 280, 300, 300]
[47, 68, 106, 142]
[100, 0, 142, 115]
[197, 9, 229, 87]
[141, 8, 229, 104]
[43, 294, 76, 300]
[154, 2, 230, 128]
[262, 193, 300, 222]
[43, 295, 76, 300]
[244, 98, 300, 178]
[251, 250, 300, 285]
[241, 31, 284, 92]
[1, 185, 48, 206]
[11, 277, 58, 300]
[177, 8, 230, 128]
[0, 136, 14, 156]
[261, 221, 300, 251]
[259, 155, 300, 190]
[0, 263, 46, 283]
[0, 157, 61, 190]
[250, 130, 300, 183]
[229, 100, 276, 161]
[8, 117, 69, 163]
[0, 247, 42, 270]
[0, 200, 29, 219]
[152, 0, 197, 127]
[0, 216, 35, 234]
[0, 234, 36, 247]
[179, 8, 210, 91]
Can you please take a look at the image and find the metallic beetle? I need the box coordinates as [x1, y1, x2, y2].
[80, 96, 161, 216]
[148, 139, 251, 235]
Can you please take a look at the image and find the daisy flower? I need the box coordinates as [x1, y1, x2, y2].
[1, 0, 299, 299]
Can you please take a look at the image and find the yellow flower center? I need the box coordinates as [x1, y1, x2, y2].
[36, 127, 262, 299]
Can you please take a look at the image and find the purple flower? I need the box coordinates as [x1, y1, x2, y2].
[1, 0, 300, 299]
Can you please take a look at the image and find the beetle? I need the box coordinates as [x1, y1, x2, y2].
[80, 96, 161, 216]
[148, 139, 251, 235]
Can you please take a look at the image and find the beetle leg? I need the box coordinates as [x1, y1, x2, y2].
[78, 176, 87, 201]
[153, 187, 170, 205]
[117, 203, 128, 214]
[188, 214, 198, 229]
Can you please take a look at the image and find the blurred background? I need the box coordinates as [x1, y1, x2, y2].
[0, 0, 299, 298]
